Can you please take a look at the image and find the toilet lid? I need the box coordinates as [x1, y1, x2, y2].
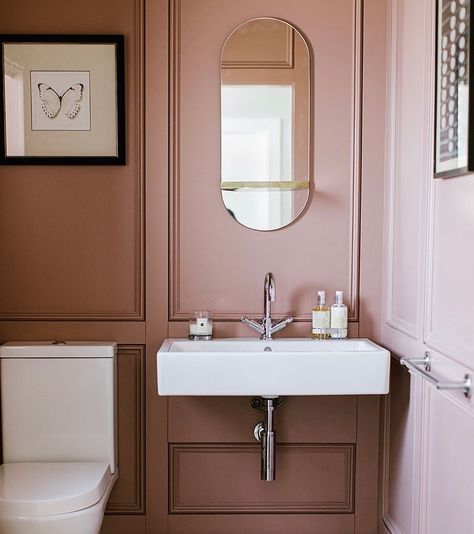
[0, 462, 112, 517]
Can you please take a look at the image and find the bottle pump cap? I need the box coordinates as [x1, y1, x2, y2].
[317, 290, 326, 304]
[335, 290, 344, 304]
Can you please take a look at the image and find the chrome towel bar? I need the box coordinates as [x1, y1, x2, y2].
[400, 352, 472, 399]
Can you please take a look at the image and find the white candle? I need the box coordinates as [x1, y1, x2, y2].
[189, 317, 212, 336]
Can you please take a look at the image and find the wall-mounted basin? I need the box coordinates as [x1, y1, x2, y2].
[157, 338, 390, 396]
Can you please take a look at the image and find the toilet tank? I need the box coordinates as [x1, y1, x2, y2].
[0, 342, 117, 473]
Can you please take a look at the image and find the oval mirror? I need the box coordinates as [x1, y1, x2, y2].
[220, 18, 311, 231]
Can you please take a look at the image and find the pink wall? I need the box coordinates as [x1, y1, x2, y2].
[0, 2, 147, 532]
[381, 0, 474, 532]
[169, 0, 359, 337]
[0, 0, 390, 532]
[154, 0, 389, 532]
[166, 0, 387, 344]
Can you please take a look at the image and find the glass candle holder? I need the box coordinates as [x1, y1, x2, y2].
[189, 311, 213, 340]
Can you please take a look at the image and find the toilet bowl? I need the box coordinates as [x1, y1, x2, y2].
[0, 463, 118, 534]
[0, 342, 118, 534]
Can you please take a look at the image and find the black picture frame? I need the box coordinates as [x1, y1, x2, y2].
[0, 34, 125, 165]
[434, 0, 474, 178]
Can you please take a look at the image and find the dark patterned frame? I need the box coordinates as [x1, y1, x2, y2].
[434, 0, 474, 177]
[0, 35, 125, 165]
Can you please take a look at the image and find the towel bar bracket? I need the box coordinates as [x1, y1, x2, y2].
[400, 352, 472, 399]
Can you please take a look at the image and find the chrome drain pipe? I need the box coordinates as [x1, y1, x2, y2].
[252, 396, 286, 481]
[261, 399, 275, 480]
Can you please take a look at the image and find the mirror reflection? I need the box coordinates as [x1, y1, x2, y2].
[220, 18, 311, 231]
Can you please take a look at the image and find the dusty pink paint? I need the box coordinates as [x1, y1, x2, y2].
[163, 0, 388, 533]
[382, 0, 474, 533]
[170, 0, 359, 323]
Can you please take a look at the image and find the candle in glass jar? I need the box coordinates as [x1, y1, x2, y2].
[189, 317, 213, 336]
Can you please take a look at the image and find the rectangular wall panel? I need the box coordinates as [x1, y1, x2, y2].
[106, 346, 146, 515]
[0, 0, 145, 321]
[425, 176, 474, 366]
[170, 444, 355, 514]
[423, 389, 474, 534]
[384, 362, 416, 534]
[384, 0, 429, 338]
[169, 0, 361, 323]
[382, 2, 474, 533]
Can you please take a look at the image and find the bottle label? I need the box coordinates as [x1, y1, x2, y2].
[331, 307, 348, 328]
[312, 310, 330, 329]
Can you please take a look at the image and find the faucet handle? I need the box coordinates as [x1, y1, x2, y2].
[270, 316, 294, 335]
[241, 316, 265, 335]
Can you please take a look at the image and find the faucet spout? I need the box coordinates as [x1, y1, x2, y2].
[263, 272, 276, 339]
[242, 272, 292, 340]
[264, 272, 276, 303]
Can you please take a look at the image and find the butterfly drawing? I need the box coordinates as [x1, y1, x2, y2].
[37, 83, 84, 119]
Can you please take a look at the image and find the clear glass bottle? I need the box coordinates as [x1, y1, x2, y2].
[312, 290, 330, 339]
[330, 290, 348, 339]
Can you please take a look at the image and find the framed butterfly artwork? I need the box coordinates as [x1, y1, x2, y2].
[0, 35, 125, 164]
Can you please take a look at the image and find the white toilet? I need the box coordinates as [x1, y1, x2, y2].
[0, 341, 118, 534]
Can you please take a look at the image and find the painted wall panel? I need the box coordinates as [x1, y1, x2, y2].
[385, 0, 427, 338]
[424, 389, 474, 534]
[0, 0, 147, 531]
[382, 0, 474, 533]
[170, 444, 354, 514]
[358, 0, 388, 342]
[384, 362, 415, 534]
[164, 1, 385, 532]
[107, 346, 146, 515]
[170, 0, 360, 322]
[426, 175, 474, 366]
[0, 0, 144, 320]
[0, 0, 390, 532]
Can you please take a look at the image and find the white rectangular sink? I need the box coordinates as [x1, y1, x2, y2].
[157, 338, 390, 396]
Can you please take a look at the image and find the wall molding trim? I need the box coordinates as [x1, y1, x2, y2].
[421, 0, 474, 369]
[386, 316, 418, 340]
[169, 0, 183, 322]
[222, 26, 294, 69]
[133, 0, 146, 322]
[382, 513, 405, 534]
[169, 443, 355, 514]
[0, 0, 146, 323]
[383, 0, 423, 341]
[168, 0, 363, 322]
[106, 345, 146, 515]
[348, 0, 363, 323]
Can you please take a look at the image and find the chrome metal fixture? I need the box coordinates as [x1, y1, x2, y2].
[251, 396, 287, 481]
[402, 351, 432, 372]
[400, 351, 472, 399]
[241, 272, 293, 340]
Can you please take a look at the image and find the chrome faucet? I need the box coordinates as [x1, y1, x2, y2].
[241, 272, 293, 340]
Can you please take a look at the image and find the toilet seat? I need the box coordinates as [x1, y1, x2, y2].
[0, 462, 112, 517]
